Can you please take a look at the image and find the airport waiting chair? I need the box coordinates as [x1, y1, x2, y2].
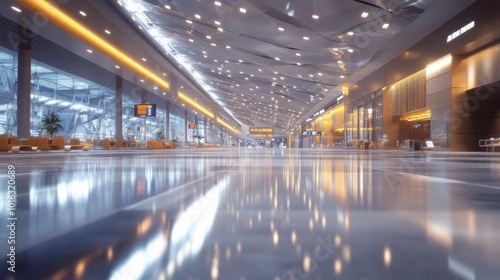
[9, 136, 34, 151]
[37, 137, 50, 151]
[0, 135, 9, 152]
[102, 139, 111, 149]
[50, 136, 65, 150]
[69, 138, 83, 150]
[114, 140, 123, 149]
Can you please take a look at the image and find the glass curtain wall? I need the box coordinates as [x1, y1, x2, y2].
[345, 90, 383, 147]
[0, 47, 174, 141]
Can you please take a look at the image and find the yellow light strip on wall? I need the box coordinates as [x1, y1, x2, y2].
[217, 118, 239, 134]
[178, 92, 214, 118]
[18, 0, 240, 134]
[17, 0, 169, 92]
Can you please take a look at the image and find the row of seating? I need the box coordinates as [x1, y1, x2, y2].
[146, 140, 176, 149]
[0, 135, 87, 152]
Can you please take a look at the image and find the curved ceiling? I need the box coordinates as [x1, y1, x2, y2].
[112, 0, 439, 130]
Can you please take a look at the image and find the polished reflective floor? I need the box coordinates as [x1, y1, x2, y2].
[1, 148, 500, 280]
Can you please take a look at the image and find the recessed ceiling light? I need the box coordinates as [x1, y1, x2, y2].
[347, 31, 354, 36]
[238, 59, 243, 63]
[318, 73, 323, 76]
[240, 7, 247, 13]
[140, 79, 144, 83]
[217, 27, 223, 32]
[297, 62, 302, 65]
[165, 5, 171, 9]
[303, 36, 309, 40]
[337, 60, 343, 64]
[142, 58, 147, 61]
[195, 14, 201, 19]
[312, 14, 319, 19]
[296, 53, 301, 56]
[226, 45, 231, 49]
[189, 39, 194, 42]
[214, 20, 221, 25]
[278, 27, 284, 31]
[275, 57, 280, 61]
[382, 23, 390, 29]
[104, 29, 111, 34]
[211, 43, 216, 46]
[186, 19, 193, 24]
[79, 11, 87, 16]
[348, 49, 354, 53]
[206, 35, 212, 40]
[361, 12, 369, 18]
[215, 1, 221, 6]
[11, 6, 21, 13]
[258, 69, 262, 72]
[86, 49, 93, 53]
[115, 65, 120, 69]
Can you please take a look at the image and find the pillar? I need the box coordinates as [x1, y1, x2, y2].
[115, 75, 123, 140]
[165, 101, 170, 141]
[184, 109, 188, 145]
[17, 27, 32, 138]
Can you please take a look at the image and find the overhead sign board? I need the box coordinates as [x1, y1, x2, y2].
[249, 127, 273, 134]
[134, 104, 156, 117]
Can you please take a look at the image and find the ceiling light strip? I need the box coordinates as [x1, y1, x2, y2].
[18, 0, 240, 133]
[17, 0, 169, 92]
[216, 118, 239, 134]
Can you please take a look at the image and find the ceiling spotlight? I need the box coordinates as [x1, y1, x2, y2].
[142, 57, 147, 61]
[382, 23, 390, 29]
[189, 38, 194, 42]
[296, 53, 301, 56]
[240, 7, 247, 13]
[186, 19, 193, 24]
[11, 6, 22, 13]
[348, 48, 354, 53]
[104, 29, 111, 34]
[79, 11, 87, 16]
[217, 27, 223, 32]
[86, 49, 93, 53]
[214, 20, 221, 25]
[347, 31, 354, 36]
[165, 5, 171, 9]
[337, 60, 343, 64]
[115, 65, 120, 69]
[312, 14, 319, 19]
[278, 27, 284, 32]
[195, 14, 201, 19]
[215, 1, 222, 6]
[303, 36, 309, 40]
[226, 45, 231, 49]
[361, 12, 369, 18]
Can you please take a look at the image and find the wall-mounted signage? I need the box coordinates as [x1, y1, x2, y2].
[134, 104, 156, 117]
[447, 21, 475, 43]
[188, 123, 197, 129]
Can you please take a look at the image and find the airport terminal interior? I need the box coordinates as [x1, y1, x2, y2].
[1, 0, 500, 279]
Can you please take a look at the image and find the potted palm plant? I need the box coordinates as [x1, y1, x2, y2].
[41, 112, 63, 138]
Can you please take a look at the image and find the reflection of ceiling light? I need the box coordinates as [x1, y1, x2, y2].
[11, 6, 22, 12]
[382, 23, 390, 29]
[361, 12, 369, 18]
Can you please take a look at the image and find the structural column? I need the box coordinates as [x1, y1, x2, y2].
[17, 27, 32, 139]
[165, 101, 170, 142]
[184, 109, 188, 145]
[204, 117, 207, 144]
[115, 76, 123, 140]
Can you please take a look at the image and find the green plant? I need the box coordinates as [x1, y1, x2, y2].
[41, 112, 63, 138]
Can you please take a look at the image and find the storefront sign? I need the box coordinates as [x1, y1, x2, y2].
[447, 21, 475, 43]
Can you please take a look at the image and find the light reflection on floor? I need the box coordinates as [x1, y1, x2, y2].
[0, 148, 500, 280]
